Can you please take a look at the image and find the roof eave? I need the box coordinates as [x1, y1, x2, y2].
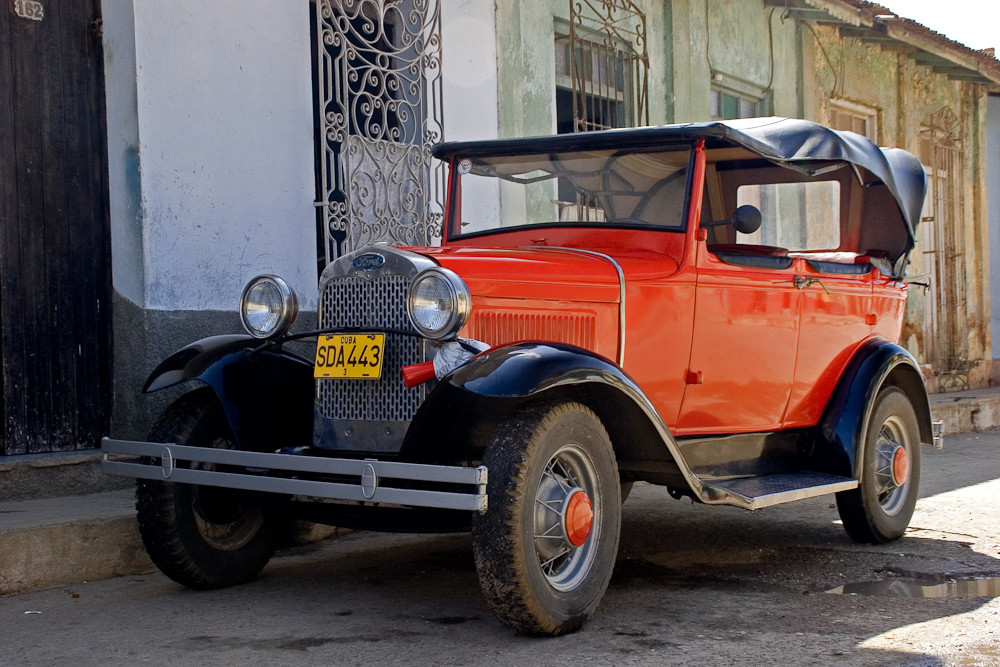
[770, 0, 1000, 88]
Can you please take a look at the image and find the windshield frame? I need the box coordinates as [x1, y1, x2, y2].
[444, 142, 699, 242]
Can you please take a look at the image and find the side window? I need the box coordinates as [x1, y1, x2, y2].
[736, 181, 841, 251]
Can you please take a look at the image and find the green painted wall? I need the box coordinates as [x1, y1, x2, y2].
[809, 24, 992, 389]
[494, 0, 670, 137]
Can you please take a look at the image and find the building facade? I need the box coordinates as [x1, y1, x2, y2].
[2, 0, 998, 454]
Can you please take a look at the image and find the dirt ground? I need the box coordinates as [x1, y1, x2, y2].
[3, 430, 999, 666]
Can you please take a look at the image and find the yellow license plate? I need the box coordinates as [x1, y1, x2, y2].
[314, 333, 385, 379]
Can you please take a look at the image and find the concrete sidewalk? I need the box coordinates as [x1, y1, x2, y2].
[4, 385, 1000, 596]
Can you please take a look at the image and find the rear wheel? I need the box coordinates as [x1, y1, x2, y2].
[836, 387, 921, 543]
[136, 389, 283, 589]
[472, 402, 621, 635]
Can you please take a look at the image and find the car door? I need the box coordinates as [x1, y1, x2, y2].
[783, 256, 874, 428]
[675, 240, 801, 435]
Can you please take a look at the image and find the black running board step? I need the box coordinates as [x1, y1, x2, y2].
[700, 472, 857, 510]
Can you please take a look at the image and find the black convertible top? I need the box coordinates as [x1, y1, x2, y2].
[434, 117, 927, 260]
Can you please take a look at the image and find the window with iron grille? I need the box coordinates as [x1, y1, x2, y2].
[553, 1, 648, 221]
[554, 0, 649, 134]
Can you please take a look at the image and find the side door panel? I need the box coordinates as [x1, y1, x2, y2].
[784, 261, 873, 427]
[675, 246, 800, 435]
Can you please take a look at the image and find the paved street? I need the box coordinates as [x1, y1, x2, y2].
[4, 431, 999, 666]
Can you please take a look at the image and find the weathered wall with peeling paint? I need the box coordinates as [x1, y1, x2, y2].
[989, 94, 1000, 382]
[805, 26, 993, 390]
[670, 0, 805, 121]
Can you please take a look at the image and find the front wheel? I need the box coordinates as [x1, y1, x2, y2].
[472, 402, 621, 635]
[836, 387, 921, 543]
[136, 389, 283, 589]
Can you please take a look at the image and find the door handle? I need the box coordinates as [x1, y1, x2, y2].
[793, 275, 830, 294]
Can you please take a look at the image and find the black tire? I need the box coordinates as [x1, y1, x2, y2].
[136, 389, 282, 589]
[836, 387, 921, 544]
[472, 402, 621, 635]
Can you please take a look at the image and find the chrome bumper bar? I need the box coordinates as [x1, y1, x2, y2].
[101, 438, 488, 512]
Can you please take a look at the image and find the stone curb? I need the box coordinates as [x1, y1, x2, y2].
[3, 387, 999, 597]
[927, 386, 1000, 435]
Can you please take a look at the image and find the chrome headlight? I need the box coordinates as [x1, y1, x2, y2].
[406, 267, 471, 340]
[240, 275, 298, 339]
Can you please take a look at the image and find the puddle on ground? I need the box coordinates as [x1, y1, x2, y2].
[827, 576, 1000, 598]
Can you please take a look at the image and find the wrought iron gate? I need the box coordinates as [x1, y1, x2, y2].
[314, 0, 444, 264]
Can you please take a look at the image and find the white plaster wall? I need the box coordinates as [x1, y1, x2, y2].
[102, 0, 143, 305]
[441, 0, 499, 142]
[105, 1, 496, 312]
[117, 0, 318, 311]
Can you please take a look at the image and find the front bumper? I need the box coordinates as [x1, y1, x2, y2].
[101, 438, 488, 512]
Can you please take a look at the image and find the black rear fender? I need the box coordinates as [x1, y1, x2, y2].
[816, 339, 932, 478]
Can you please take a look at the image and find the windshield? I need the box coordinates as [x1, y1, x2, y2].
[448, 147, 693, 239]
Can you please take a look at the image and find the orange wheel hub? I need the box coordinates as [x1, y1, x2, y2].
[564, 490, 594, 547]
[891, 446, 910, 487]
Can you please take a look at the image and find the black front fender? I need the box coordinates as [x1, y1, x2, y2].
[817, 339, 932, 478]
[446, 341, 631, 398]
[143, 335, 314, 452]
[403, 342, 700, 492]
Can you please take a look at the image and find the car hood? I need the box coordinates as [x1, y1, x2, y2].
[413, 246, 630, 302]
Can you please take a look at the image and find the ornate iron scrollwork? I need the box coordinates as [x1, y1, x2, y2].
[566, 0, 649, 132]
[316, 0, 445, 262]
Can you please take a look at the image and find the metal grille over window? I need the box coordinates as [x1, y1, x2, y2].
[557, 0, 649, 133]
[314, 0, 445, 265]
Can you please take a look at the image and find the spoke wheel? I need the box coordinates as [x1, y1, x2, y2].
[136, 389, 283, 589]
[871, 415, 912, 517]
[837, 387, 921, 544]
[473, 402, 621, 635]
[533, 445, 599, 591]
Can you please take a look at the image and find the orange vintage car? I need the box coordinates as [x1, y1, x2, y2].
[103, 117, 935, 635]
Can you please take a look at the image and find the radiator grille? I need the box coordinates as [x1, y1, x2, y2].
[467, 310, 597, 349]
[316, 275, 422, 422]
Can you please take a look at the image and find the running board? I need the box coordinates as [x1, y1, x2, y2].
[699, 472, 857, 510]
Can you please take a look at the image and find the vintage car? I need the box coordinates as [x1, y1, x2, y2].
[103, 117, 936, 635]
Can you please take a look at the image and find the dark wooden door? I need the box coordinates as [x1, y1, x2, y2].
[0, 0, 111, 455]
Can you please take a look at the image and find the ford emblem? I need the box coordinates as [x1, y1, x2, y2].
[352, 253, 385, 271]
